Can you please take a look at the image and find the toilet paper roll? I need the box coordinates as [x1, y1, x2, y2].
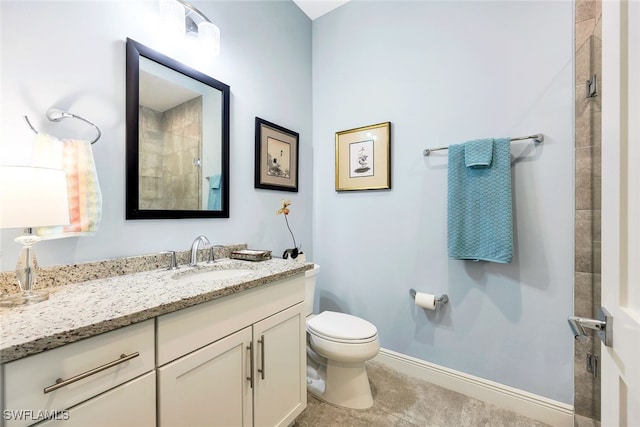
[414, 292, 436, 310]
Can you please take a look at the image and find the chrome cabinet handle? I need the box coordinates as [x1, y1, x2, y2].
[257, 335, 265, 380]
[43, 352, 140, 394]
[246, 342, 254, 388]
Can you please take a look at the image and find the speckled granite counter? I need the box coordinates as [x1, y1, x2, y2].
[0, 258, 313, 364]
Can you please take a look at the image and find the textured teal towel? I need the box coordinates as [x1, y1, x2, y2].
[207, 174, 222, 210]
[465, 138, 493, 168]
[448, 138, 513, 263]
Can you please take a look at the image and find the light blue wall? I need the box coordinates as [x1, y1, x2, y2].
[311, 1, 575, 403]
[1, 0, 576, 406]
[0, 1, 313, 270]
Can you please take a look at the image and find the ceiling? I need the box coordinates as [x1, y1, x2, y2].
[292, 0, 351, 20]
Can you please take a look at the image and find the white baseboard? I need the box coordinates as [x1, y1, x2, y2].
[374, 348, 574, 427]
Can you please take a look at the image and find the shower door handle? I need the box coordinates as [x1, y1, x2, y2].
[567, 307, 613, 347]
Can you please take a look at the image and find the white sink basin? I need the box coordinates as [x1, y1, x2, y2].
[174, 269, 253, 285]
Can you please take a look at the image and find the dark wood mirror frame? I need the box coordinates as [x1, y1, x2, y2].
[125, 38, 230, 219]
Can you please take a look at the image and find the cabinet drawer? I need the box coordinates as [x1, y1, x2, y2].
[157, 274, 304, 366]
[3, 320, 154, 427]
[37, 371, 156, 427]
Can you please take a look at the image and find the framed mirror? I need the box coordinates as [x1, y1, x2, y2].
[126, 38, 230, 219]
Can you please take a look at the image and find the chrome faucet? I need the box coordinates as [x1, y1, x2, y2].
[189, 235, 211, 267]
[163, 250, 179, 270]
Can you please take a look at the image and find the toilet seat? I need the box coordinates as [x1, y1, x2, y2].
[307, 311, 378, 344]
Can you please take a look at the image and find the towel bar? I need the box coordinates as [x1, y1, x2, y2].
[423, 133, 543, 156]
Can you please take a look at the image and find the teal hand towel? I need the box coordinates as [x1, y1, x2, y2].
[207, 174, 222, 210]
[447, 137, 513, 263]
[465, 138, 493, 168]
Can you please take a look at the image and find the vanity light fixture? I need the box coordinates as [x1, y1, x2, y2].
[159, 0, 186, 36]
[159, 0, 220, 56]
[0, 166, 70, 306]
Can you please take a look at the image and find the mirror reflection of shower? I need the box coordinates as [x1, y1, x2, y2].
[139, 95, 202, 210]
[137, 55, 222, 211]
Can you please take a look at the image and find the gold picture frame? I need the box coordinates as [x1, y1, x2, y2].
[335, 122, 391, 191]
[254, 117, 299, 192]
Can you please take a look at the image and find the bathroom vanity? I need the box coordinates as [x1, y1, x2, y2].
[0, 258, 312, 427]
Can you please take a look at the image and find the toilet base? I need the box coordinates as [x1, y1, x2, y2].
[307, 359, 374, 410]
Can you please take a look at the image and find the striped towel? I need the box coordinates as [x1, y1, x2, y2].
[447, 137, 513, 263]
[32, 133, 102, 239]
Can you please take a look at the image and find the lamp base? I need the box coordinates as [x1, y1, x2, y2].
[0, 289, 50, 307]
[0, 231, 50, 307]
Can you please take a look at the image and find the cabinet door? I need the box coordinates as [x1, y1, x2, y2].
[37, 372, 156, 427]
[253, 303, 306, 427]
[157, 327, 253, 427]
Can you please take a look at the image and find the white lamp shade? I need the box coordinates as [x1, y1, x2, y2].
[0, 166, 70, 229]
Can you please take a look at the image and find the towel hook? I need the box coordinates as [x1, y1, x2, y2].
[23, 108, 101, 144]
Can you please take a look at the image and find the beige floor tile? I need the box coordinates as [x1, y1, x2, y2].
[295, 361, 570, 427]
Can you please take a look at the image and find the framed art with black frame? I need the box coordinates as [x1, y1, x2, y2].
[254, 117, 299, 192]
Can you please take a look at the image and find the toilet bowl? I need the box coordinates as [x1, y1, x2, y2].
[304, 265, 380, 409]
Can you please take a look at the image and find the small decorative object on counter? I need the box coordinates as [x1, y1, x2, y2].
[230, 250, 272, 262]
[276, 199, 303, 260]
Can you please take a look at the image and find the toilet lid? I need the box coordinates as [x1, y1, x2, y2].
[307, 311, 377, 341]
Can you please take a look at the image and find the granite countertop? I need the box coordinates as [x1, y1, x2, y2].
[0, 258, 313, 364]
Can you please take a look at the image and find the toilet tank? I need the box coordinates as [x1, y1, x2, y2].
[304, 264, 320, 316]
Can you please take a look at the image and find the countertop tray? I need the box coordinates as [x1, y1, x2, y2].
[230, 249, 272, 262]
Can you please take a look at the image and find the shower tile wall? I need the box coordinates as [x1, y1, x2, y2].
[574, 0, 601, 421]
[138, 97, 203, 210]
[139, 106, 164, 209]
[162, 96, 202, 210]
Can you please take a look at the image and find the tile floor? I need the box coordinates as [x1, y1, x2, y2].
[574, 414, 601, 427]
[295, 361, 588, 427]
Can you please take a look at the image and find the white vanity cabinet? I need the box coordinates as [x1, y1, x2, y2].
[2, 319, 155, 427]
[156, 274, 306, 427]
[0, 269, 308, 427]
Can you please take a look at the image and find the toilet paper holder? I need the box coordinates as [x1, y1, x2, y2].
[409, 288, 449, 305]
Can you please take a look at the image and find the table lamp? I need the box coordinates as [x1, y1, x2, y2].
[0, 165, 70, 306]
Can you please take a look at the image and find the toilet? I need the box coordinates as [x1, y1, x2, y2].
[304, 265, 380, 409]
